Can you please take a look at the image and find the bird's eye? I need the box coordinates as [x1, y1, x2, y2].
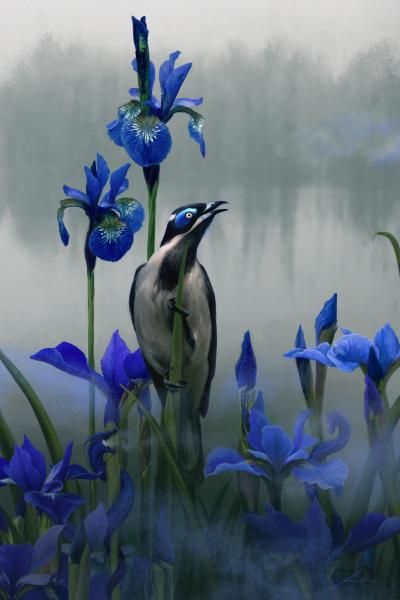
[186, 212, 193, 219]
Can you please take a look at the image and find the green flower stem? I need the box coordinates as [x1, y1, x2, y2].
[106, 430, 121, 600]
[0, 405, 15, 460]
[309, 362, 326, 440]
[0, 348, 63, 463]
[164, 241, 190, 452]
[86, 267, 97, 509]
[268, 479, 283, 511]
[146, 176, 159, 260]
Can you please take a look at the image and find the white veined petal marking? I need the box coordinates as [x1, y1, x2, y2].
[98, 217, 128, 244]
[132, 114, 163, 144]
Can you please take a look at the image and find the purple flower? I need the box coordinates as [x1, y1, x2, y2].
[0, 526, 64, 598]
[31, 330, 151, 425]
[0, 437, 95, 524]
[107, 17, 205, 167]
[205, 408, 348, 492]
[59, 154, 144, 262]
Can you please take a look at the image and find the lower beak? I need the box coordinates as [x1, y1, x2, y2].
[204, 201, 228, 216]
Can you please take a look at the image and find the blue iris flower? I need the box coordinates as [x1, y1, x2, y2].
[205, 408, 349, 493]
[31, 330, 151, 425]
[244, 498, 400, 589]
[235, 331, 264, 439]
[58, 153, 144, 263]
[107, 16, 205, 167]
[0, 437, 96, 524]
[0, 525, 64, 599]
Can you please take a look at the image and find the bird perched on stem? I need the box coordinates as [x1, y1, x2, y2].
[129, 201, 227, 484]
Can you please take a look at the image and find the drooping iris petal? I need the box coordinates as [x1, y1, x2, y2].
[204, 447, 266, 477]
[188, 113, 206, 157]
[62, 186, 90, 204]
[343, 513, 400, 554]
[31, 526, 65, 572]
[107, 118, 124, 147]
[310, 412, 351, 462]
[260, 426, 294, 471]
[293, 458, 349, 493]
[31, 342, 110, 398]
[120, 112, 172, 167]
[100, 330, 131, 398]
[95, 154, 110, 190]
[115, 197, 145, 234]
[284, 342, 334, 366]
[84, 503, 108, 552]
[247, 408, 269, 451]
[374, 323, 400, 376]
[25, 491, 84, 525]
[89, 214, 134, 262]
[85, 430, 117, 481]
[315, 293, 337, 344]
[235, 331, 257, 389]
[327, 333, 372, 371]
[106, 471, 135, 537]
[57, 210, 70, 246]
[66, 464, 99, 481]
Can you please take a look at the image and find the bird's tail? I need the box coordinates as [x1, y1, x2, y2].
[178, 394, 204, 488]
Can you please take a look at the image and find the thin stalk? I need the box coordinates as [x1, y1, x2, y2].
[106, 433, 122, 600]
[311, 362, 326, 440]
[0, 348, 63, 463]
[146, 177, 159, 260]
[86, 265, 96, 509]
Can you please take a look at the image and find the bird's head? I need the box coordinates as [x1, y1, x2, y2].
[160, 201, 228, 248]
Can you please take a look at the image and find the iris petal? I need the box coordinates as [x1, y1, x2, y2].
[293, 458, 349, 493]
[174, 96, 203, 108]
[284, 342, 334, 366]
[107, 118, 124, 147]
[247, 408, 269, 451]
[88, 214, 134, 262]
[115, 197, 145, 233]
[374, 323, 400, 376]
[188, 113, 206, 157]
[62, 186, 90, 204]
[120, 112, 172, 167]
[161, 58, 192, 117]
[100, 330, 131, 396]
[25, 491, 84, 524]
[204, 447, 266, 477]
[95, 154, 110, 190]
[328, 333, 372, 371]
[235, 331, 257, 389]
[260, 426, 294, 471]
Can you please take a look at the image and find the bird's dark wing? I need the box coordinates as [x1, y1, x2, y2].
[129, 263, 145, 330]
[199, 264, 217, 417]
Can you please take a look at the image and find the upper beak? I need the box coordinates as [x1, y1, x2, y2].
[204, 201, 228, 216]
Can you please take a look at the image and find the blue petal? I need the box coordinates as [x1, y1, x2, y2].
[292, 409, 313, 451]
[25, 491, 84, 524]
[5, 440, 46, 492]
[66, 464, 99, 481]
[21, 437, 47, 486]
[188, 113, 206, 157]
[95, 154, 110, 190]
[115, 198, 145, 233]
[85, 430, 117, 481]
[120, 113, 172, 167]
[327, 334, 372, 371]
[260, 426, 294, 471]
[84, 503, 108, 552]
[204, 447, 266, 477]
[310, 411, 351, 461]
[161, 57, 192, 117]
[62, 186, 90, 204]
[106, 471, 135, 537]
[43, 442, 73, 493]
[88, 214, 134, 262]
[364, 375, 383, 421]
[123, 349, 150, 381]
[374, 323, 400, 376]
[293, 458, 349, 492]
[300, 499, 333, 566]
[174, 96, 203, 108]
[57, 211, 69, 246]
[367, 346, 384, 381]
[284, 342, 334, 366]
[84, 166, 101, 205]
[0, 543, 34, 588]
[31, 525, 65, 572]
[100, 330, 131, 397]
[235, 331, 257, 389]
[254, 391, 265, 414]
[31, 343, 110, 398]
[247, 408, 269, 451]
[107, 118, 124, 147]
[315, 293, 337, 343]
[295, 325, 307, 349]
[243, 509, 306, 554]
[343, 513, 400, 554]
[99, 163, 131, 208]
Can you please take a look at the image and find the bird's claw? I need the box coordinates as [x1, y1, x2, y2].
[168, 297, 189, 318]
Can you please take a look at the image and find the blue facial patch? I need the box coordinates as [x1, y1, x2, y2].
[175, 207, 198, 229]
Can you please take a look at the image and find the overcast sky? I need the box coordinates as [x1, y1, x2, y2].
[2, 0, 400, 77]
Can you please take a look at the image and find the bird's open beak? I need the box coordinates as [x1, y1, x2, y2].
[203, 201, 228, 217]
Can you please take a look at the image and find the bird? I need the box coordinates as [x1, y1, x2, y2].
[129, 201, 227, 484]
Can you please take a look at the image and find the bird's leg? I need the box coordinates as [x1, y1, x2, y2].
[167, 298, 196, 349]
[163, 366, 188, 392]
